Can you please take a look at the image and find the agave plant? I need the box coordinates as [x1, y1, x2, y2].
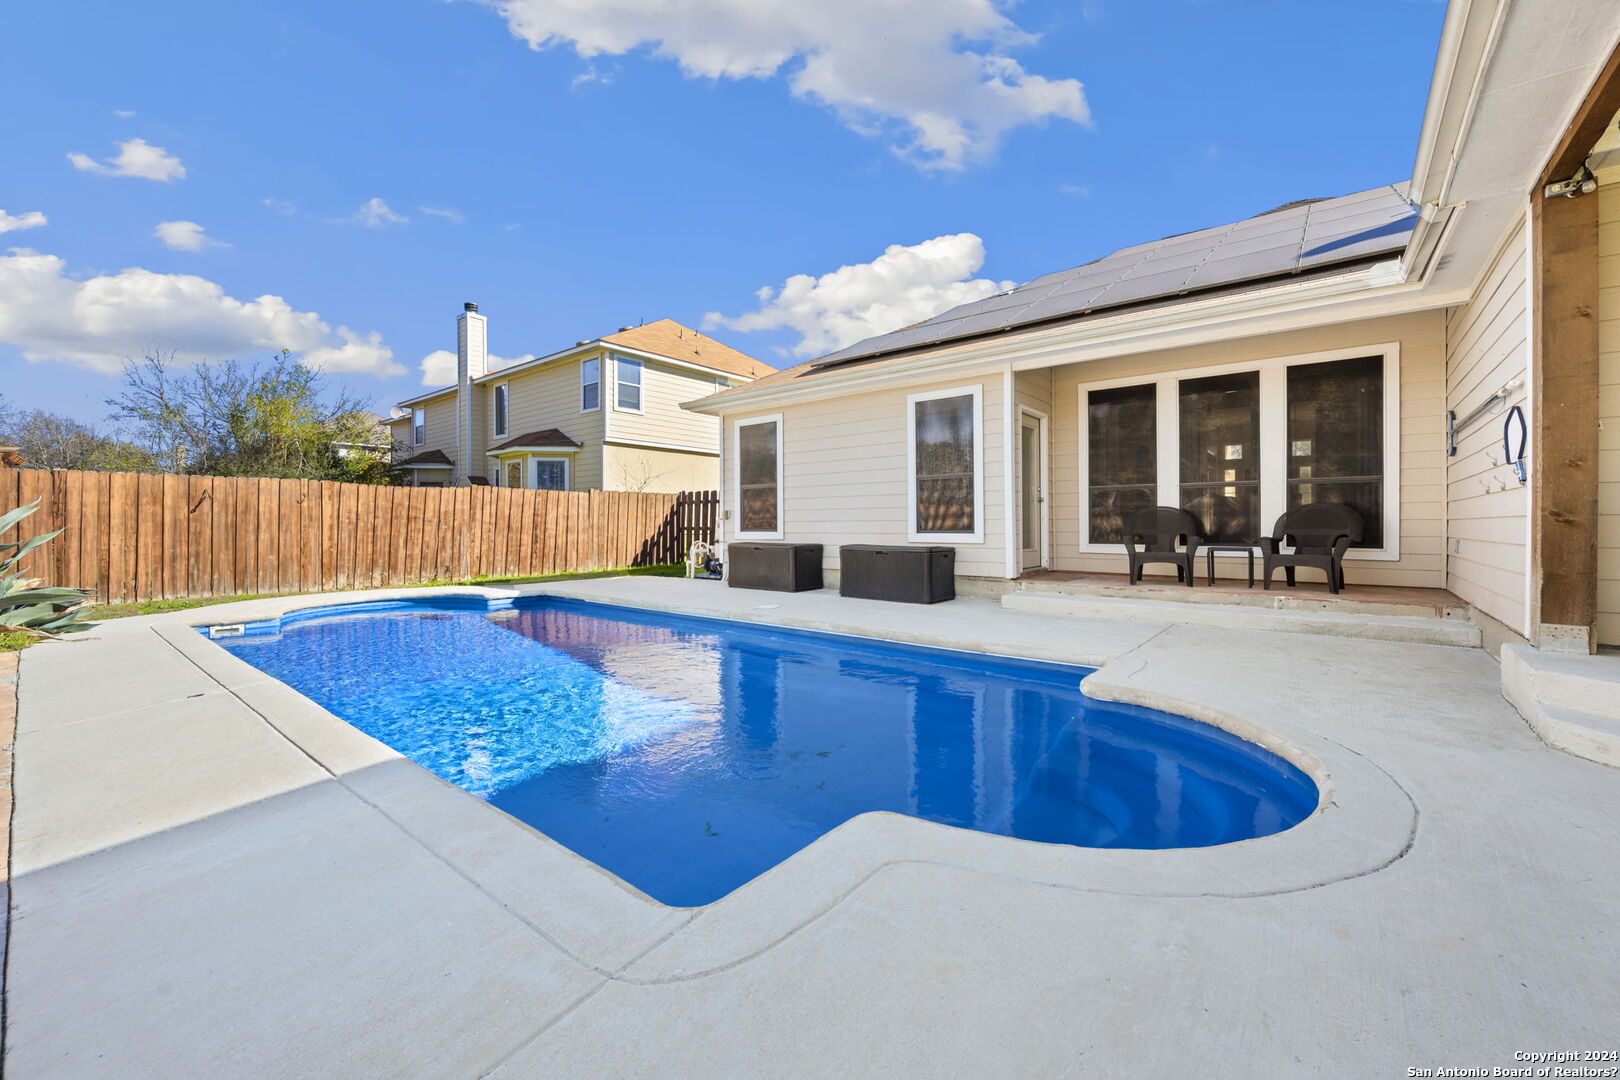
[0, 500, 94, 637]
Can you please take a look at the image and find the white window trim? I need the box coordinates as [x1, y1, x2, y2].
[907, 384, 985, 544]
[1075, 342, 1402, 561]
[731, 413, 784, 540]
[532, 455, 571, 492]
[580, 355, 602, 414]
[613, 354, 645, 414]
[411, 407, 425, 446]
[491, 382, 509, 439]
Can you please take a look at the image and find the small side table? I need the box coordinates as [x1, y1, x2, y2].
[1204, 543, 1257, 588]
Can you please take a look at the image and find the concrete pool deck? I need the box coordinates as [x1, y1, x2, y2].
[5, 577, 1617, 1077]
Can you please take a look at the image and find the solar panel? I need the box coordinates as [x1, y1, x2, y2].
[810, 183, 1415, 369]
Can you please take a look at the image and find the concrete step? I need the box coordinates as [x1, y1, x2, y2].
[1533, 705, 1620, 768]
[1502, 648, 1620, 716]
[1012, 577, 1467, 620]
[1000, 590, 1481, 648]
[1500, 645, 1620, 767]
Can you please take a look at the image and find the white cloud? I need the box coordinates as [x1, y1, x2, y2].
[419, 349, 536, 386]
[480, 0, 1089, 170]
[67, 137, 186, 182]
[0, 247, 403, 376]
[420, 349, 457, 386]
[113, 109, 136, 119]
[571, 63, 616, 88]
[153, 220, 227, 252]
[352, 197, 407, 227]
[0, 209, 47, 234]
[418, 205, 466, 224]
[705, 232, 1013, 358]
[302, 328, 399, 375]
[262, 197, 299, 217]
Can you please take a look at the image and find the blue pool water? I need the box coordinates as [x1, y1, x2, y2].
[217, 596, 1318, 906]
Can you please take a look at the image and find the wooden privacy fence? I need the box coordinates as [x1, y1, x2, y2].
[0, 468, 720, 604]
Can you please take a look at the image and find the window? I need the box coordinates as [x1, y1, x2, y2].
[734, 415, 782, 537]
[411, 407, 425, 446]
[1179, 372, 1260, 544]
[505, 460, 523, 489]
[1087, 384, 1156, 544]
[492, 384, 508, 438]
[533, 458, 568, 491]
[1077, 345, 1399, 559]
[581, 357, 600, 412]
[909, 387, 981, 540]
[616, 356, 643, 411]
[1287, 355, 1384, 547]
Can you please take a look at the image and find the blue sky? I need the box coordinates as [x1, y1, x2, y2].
[1, 0, 1447, 424]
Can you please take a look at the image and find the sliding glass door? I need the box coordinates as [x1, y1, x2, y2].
[1080, 350, 1394, 556]
[1178, 372, 1260, 544]
[1086, 384, 1157, 544]
[1286, 356, 1383, 548]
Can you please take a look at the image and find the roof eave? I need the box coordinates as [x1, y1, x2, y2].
[1401, 0, 1511, 278]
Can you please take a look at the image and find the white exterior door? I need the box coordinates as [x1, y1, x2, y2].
[1018, 411, 1048, 570]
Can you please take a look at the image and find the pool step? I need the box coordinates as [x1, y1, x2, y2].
[1500, 645, 1620, 767]
[1000, 590, 1481, 648]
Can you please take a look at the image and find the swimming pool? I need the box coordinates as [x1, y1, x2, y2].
[217, 596, 1318, 907]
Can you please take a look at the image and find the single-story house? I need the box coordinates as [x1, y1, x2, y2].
[688, 0, 1620, 656]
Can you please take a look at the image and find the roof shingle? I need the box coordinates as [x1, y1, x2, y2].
[487, 428, 581, 453]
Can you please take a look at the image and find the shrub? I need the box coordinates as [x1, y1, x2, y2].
[0, 500, 94, 638]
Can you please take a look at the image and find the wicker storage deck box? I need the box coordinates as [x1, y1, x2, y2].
[726, 542, 824, 592]
[838, 545, 956, 603]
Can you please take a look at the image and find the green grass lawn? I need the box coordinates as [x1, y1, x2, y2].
[84, 563, 687, 622]
[0, 630, 36, 652]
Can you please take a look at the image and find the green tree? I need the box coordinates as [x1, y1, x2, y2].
[107, 350, 400, 482]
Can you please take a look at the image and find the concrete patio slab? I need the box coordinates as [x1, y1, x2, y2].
[5, 577, 1617, 1078]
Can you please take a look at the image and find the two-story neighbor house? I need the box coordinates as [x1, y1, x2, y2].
[387, 304, 771, 492]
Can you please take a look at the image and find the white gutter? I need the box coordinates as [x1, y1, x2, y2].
[1401, 0, 1509, 278]
[396, 385, 458, 409]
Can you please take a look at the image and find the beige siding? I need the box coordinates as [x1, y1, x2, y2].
[490, 358, 605, 489]
[721, 372, 1010, 579]
[1444, 217, 1532, 636]
[608, 357, 726, 451]
[604, 444, 719, 493]
[1598, 170, 1620, 645]
[1050, 311, 1447, 588]
[390, 393, 459, 483]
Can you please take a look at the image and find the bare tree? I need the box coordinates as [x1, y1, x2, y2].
[0, 397, 153, 471]
[615, 456, 678, 493]
[107, 350, 397, 482]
